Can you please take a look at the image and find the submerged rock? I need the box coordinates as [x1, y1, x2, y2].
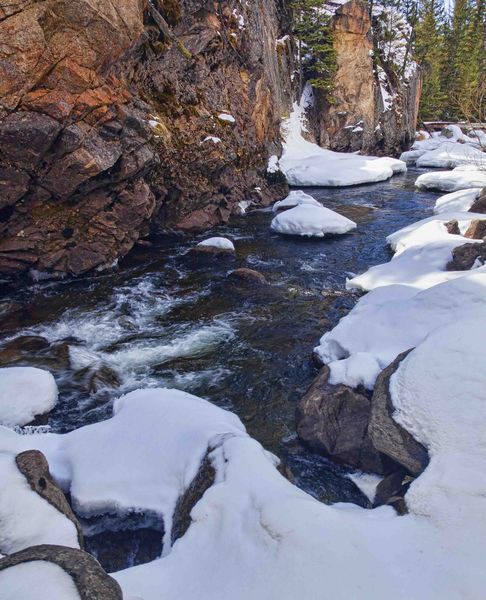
[15, 450, 84, 548]
[0, 545, 122, 600]
[227, 268, 268, 285]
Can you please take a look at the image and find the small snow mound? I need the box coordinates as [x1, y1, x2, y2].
[434, 188, 482, 214]
[217, 113, 235, 124]
[272, 190, 320, 212]
[0, 367, 58, 427]
[0, 561, 81, 600]
[271, 204, 356, 237]
[197, 237, 235, 251]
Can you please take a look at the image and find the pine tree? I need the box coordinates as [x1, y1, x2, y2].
[291, 0, 337, 96]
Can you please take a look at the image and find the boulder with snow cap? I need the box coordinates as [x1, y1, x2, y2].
[368, 351, 429, 476]
[0, 545, 122, 600]
[271, 204, 356, 237]
[470, 188, 486, 213]
[0, 367, 58, 427]
[272, 190, 320, 212]
[193, 237, 236, 255]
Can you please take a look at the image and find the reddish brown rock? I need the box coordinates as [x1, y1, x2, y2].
[464, 219, 486, 240]
[469, 189, 486, 213]
[228, 268, 268, 284]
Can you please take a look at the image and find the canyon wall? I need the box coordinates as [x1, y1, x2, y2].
[0, 0, 293, 276]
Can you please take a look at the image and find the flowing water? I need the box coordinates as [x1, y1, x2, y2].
[0, 168, 438, 569]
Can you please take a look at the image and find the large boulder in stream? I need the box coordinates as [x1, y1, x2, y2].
[297, 352, 429, 478]
[296, 366, 387, 474]
[0, 545, 122, 600]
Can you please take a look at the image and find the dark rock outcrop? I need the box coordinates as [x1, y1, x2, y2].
[447, 241, 486, 271]
[0, 0, 292, 276]
[368, 351, 429, 476]
[15, 450, 84, 548]
[296, 366, 387, 473]
[0, 545, 122, 600]
[310, 0, 421, 156]
[373, 468, 413, 515]
[470, 188, 486, 213]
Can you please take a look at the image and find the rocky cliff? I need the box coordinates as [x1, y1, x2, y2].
[310, 0, 421, 156]
[0, 0, 292, 276]
[0, 0, 420, 278]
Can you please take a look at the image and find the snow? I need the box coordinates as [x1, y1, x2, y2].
[0, 561, 81, 600]
[217, 113, 235, 124]
[272, 190, 321, 211]
[434, 188, 482, 214]
[0, 367, 58, 427]
[347, 220, 481, 292]
[278, 85, 406, 187]
[328, 352, 382, 390]
[315, 271, 486, 387]
[267, 155, 279, 173]
[201, 136, 221, 144]
[415, 167, 486, 192]
[271, 204, 356, 237]
[0, 453, 79, 554]
[0, 388, 246, 552]
[401, 125, 486, 167]
[197, 237, 235, 251]
[347, 472, 382, 503]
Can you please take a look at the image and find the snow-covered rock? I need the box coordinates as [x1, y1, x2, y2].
[217, 113, 235, 124]
[0, 388, 246, 551]
[279, 87, 406, 187]
[272, 190, 320, 212]
[415, 167, 486, 192]
[0, 452, 79, 554]
[271, 204, 356, 237]
[316, 271, 486, 388]
[196, 237, 235, 252]
[0, 367, 58, 427]
[434, 188, 482, 214]
[401, 125, 486, 168]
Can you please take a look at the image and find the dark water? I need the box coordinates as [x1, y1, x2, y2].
[0, 168, 438, 568]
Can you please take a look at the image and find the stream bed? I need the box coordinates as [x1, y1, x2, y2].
[0, 168, 438, 570]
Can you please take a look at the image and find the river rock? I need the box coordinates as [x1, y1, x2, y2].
[171, 451, 216, 544]
[464, 219, 486, 240]
[373, 468, 413, 515]
[447, 241, 486, 270]
[469, 188, 486, 213]
[15, 450, 84, 548]
[0, 545, 122, 600]
[444, 219, 460, 235]
[296, 366, 387, 474]
[228, 268, 268, 285]
[368, 351, 429, 476]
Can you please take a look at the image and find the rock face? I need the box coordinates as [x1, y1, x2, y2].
[0, 544, 123, 600]
[310, 0, 421, 156]
[15, 450, 84, 548]
[0, 0, 292, 276]
[297, 353, 429, 479]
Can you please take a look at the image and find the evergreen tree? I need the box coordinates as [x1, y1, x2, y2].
[291, 0, 337, 96]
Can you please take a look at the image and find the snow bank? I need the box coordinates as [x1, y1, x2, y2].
[272, 190, 320, 211]
[316, 271, 486, 386]
[0, 367, 58, 427]
[0, 561, 81, 600]
[0, 453, 79, 554]
[401, 125, 486, 168]
[197, 237, 235, 251]
[278, 86, 406, 187]
[434, 188, 482, 214]
[271, 204, 356, 237]
[415, 167, 486, 192]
